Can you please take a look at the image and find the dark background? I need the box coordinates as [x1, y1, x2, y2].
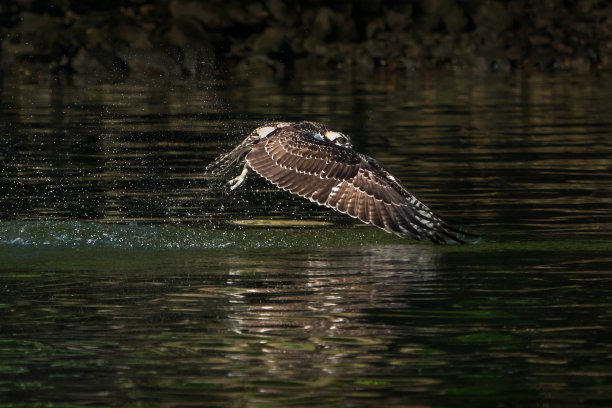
[1, 0, 611, 83]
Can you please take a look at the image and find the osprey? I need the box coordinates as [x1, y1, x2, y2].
[206, 121, 469, 244]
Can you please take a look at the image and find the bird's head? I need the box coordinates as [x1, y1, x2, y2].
[255, 121, 353, 149]
[304, 122, 353, 148]
[322, 130, 352, 148]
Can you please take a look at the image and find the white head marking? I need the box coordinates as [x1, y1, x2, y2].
[324, 131, 351, 147]
[325, 131, 343, 140]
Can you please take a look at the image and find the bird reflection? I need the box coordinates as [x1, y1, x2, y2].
[199, 244, 443, 381]
[219, 244, 441, 336]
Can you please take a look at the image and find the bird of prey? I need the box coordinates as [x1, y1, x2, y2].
[206, 121, 470, 243]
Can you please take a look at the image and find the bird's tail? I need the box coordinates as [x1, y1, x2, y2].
[205, 145, 250, 176]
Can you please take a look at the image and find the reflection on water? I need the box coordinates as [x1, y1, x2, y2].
[1, 73, 612, 407]
[3, 243, 612, 406]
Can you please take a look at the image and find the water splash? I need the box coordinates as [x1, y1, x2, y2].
[0, 220, 396, 250]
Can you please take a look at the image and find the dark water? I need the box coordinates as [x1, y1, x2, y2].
[1, 73, 612, 407]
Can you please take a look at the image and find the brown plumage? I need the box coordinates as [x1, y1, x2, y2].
[206, 121, 470, 243]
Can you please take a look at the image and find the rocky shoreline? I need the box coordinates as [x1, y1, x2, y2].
[1, 0, 611, 83]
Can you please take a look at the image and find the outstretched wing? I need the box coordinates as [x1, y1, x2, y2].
[245, 128, 464, 243]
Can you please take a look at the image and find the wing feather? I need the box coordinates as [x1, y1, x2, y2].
[334, 183, 352, 214]
[309, 179, 338, 203]
[366, 193, 384, 230]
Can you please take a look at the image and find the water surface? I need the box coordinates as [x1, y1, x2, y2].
[1, 73, 612, 407]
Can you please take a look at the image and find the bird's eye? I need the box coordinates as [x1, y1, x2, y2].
[335, 136, 348, 146]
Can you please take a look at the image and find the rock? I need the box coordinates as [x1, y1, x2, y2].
[69, 0, 124, 14]
[366, 17, 386, 39]
[416, 0, 468, 33]
[354, 0, 382, 16]
[306, 6, 357, 44]
[416, 0, 443, 33]
[169, 0, 231, 29]
[473, 1, 514, 35]
[252, 26, 287, 55]
[170, 0, 268, 30]
[384, 8, 412, 32]
[113, 20, 152, 48]
[333, 9, 358, 42]
[311, 7, 335, 41]
[265, 0, 298, 26]
[163, 16, 209, 48]
[162, 15, 215, 76]
[438, 0, 468, 33]
[230, 2, 269, 26]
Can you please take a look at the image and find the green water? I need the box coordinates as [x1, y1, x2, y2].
[1, 73, 612, 407]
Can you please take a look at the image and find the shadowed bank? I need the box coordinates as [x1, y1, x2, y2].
[1, 0, 610, 84]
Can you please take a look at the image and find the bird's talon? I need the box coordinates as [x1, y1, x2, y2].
[227, 166, 249, 190]
[227, 177, 243, 190]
